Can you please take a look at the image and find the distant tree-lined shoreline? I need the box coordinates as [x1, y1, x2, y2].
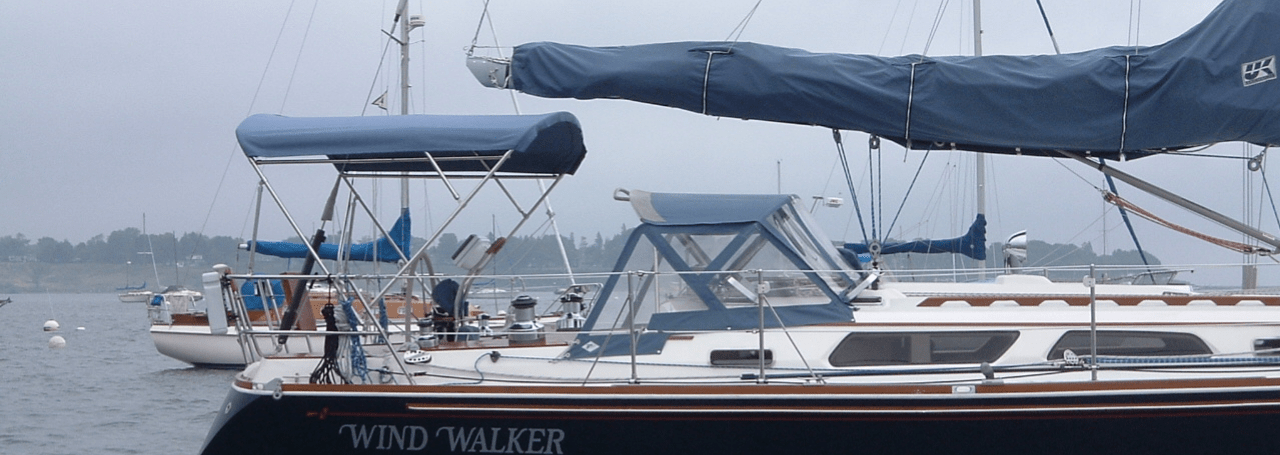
[0, 228, 1156, 294]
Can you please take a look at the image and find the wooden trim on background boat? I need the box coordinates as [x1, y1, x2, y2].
[169, 313, 210, 325]
[168, 310, 293, 326]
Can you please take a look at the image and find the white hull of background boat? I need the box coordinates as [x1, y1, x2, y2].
[145, 269, 425, 368]
[149, 324, 343, 369]
[149, 325, 253, 369]
[118, 290, 153, 303]
[150, 321, 414, 369]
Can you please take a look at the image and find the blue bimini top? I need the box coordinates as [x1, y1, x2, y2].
[236, 111, 587, 174]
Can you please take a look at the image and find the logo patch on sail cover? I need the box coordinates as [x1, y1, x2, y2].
[1242, 55, 1276, 86]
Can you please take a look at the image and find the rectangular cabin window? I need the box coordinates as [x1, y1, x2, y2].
[1047, 331, 1211, 360]
[1255, 338, 1280, 356]
[710, 349, 773, 366]
[828, 331, 1019, 367]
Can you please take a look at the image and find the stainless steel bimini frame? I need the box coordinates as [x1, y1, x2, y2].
[222, 112, 588, 372]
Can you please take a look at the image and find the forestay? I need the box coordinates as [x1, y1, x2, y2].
[496, 0, 1279, 159]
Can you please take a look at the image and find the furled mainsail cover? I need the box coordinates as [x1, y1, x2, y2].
[844, 214, 987, 261]
[246, 208, 411, 263]
[506, 0, 1280, 159]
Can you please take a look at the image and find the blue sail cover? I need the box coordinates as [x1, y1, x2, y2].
[246, 208, 412, 263]
[844, 214, 987, 260]
[236, 112, 587, 174]
[240, 278, 285, 311]
[505, 0, 1280, 158]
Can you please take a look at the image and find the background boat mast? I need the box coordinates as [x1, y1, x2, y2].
[396, 0, 417, 206]
[396, 0, 422, 342]
[974, 0, 987, 274]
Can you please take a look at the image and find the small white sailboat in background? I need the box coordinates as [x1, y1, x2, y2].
[119, 213, 206, 305]
[118, 213, 167, 303]
[115, 284, 151, 304]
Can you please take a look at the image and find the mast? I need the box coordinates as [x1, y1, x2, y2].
[973, 0, 987, 273]
[398, 0, 412, 119]
[395, 0, 418, 222]
[395, 0, 422, 342]
[143, 213, 161, 288]
[395, 0, 418, 204]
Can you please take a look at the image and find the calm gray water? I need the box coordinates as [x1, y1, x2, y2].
[0, 293, 236, 455]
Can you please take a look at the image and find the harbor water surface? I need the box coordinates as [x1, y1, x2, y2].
[0, 293, 235, 454]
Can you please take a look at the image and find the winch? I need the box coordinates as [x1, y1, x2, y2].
[507, 295, 544, 344]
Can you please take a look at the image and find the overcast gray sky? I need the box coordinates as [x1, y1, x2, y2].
[6, 0, 1269, 285]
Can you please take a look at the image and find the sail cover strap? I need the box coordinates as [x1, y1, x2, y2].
[905, 62, 920, 147]
[701, 50, 725, 115]
[1120, 55, 1132, 155]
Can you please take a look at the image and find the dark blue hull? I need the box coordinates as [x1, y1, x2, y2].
[201, 379, 1280, 455]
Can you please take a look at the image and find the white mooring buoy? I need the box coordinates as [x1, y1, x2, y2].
[43, 319, 60, 332]
[48, 335, 66, 348]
